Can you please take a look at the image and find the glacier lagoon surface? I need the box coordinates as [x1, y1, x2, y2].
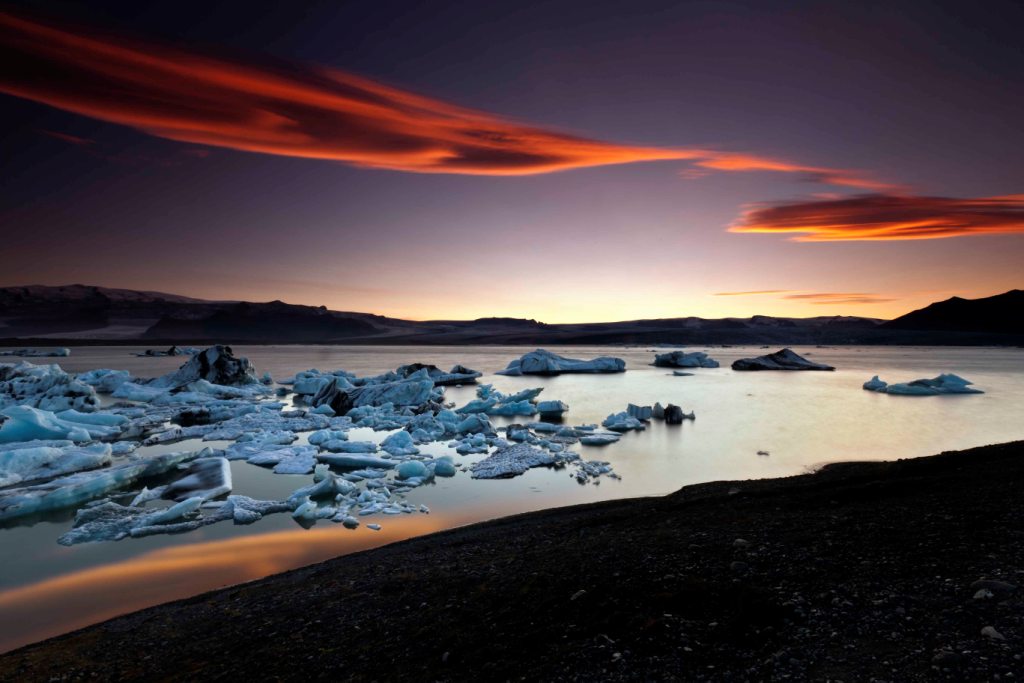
[1, 344, 1022, 652]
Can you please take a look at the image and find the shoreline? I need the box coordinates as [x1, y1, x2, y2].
[2, 440, 1022, 680]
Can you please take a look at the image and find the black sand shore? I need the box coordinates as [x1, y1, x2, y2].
[2, 442, 1022, 681]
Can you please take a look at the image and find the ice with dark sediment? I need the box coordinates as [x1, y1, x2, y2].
[652, 350, 720, 369]
[732, 348, 835, 371]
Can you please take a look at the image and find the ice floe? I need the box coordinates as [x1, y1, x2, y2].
[863, 373, 984, 396]
[497, 349, 626, 376]
[0, 348, 70, 357]
[652, 350, 720, 368]
[0, 361, 100, 412]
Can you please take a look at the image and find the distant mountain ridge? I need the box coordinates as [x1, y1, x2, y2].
[883, 289, 1024, 334]
[0, 284, 1020, 345]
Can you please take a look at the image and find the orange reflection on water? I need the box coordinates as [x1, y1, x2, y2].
[0, 514, 452, 653]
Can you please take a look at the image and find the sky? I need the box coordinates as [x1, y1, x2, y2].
[1, 0, 1022, 322]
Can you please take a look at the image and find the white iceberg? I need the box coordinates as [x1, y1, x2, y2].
[497, 349, 625, 376]
[0, 442, 111, 487]
[0, 361, 100, 412]
[0, 405, 125, 443]
[863, 373, 983, 396]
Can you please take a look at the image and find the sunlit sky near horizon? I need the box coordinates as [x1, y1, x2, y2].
[1, 1, 1021, 322]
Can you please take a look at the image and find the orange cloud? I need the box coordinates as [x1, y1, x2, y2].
[730, 194, 1024, 241]
[782, 292, 894, 304]
[1, 11, 886, 186]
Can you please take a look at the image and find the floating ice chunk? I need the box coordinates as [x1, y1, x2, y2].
[470, 443, 560, 479]
[536, 400, 568, 417]
[863, 375, 888, 391]
[163, 457, 232, 501]
[58, 497, 205, 545]
[76, 368, 132, 393]
[497, 349, 626, 376]
[627, 404, 653, 421]
[366, 523, 382, 531]
[664, 404, 695, 424]
[246, 446, 318, 474]
[308, 429, 348, 446]
[652, 350, 720, 368]
[111, 382, 168, 402]
[432, 456, 457, 477]
[150, 345, 261, 389]
[579, 432, 620, 446]
[311, 376, 436, 416]
[0, 405, 124, 443]
[456, 414, 496, 436]
[380, 430, 419, 456]
[317, 453, 396, 469]
[396, 460, 428, 480]
[864, 373, 983, 395]
[0, 449, 198, 521]
[0, 361, 99, 412]
[0, 348, 70, 357]
[0, 442, 111, 487]
[133, 346, 199, 357]
[732, 348, 835, 371]
[601, 412, 646, 432]
[393, 363, 481, 386]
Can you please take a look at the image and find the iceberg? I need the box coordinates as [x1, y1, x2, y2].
[471, 443, 571, 479]
[579, 432, 620, 446]
[76, 368, 132, 393]
[0, 361, 100, 412]
[393, 363, 481, 386]
[150, 345, 261, 389]
[132, 346, 200, 357]
[310, 376, 435, 416]
[0, 442, 111, 487]
[380, 430, 419, 456]
[732, 348, 835, 371]
[162, 457, 232, 501]
[0, 449, 198, 521]
[497, 349, 625, 376]
[0, 348, 70, 357]
[602, 412, 646, 432]
[664, 404, 695, 424]
[652, 350, 720, 369]
[535, 400, 568, 418]
[0, 405, 124, 443]
[316, 453, 397, 469]
[863, 373, 984, 396]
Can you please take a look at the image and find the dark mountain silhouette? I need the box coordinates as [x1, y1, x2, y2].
[1, 284, 1021, 345]
[883, 290, 1024, 334]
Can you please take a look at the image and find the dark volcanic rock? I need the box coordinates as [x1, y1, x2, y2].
[732, 348, 835, 371]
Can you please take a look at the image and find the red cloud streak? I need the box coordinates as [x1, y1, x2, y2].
[0, 11, 890, 185]
[730, 194, 1024, 241]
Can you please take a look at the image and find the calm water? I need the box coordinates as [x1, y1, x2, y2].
[1, 344, 1022, 651]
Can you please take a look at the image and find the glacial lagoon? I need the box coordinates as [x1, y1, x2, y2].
[1, 344, 1023, 652]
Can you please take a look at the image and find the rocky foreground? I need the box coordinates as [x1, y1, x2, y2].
[3, 442, 1022, 681]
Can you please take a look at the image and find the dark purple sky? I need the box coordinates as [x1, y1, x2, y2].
[2, 0, 1021, 321]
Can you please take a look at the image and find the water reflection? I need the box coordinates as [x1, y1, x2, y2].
[0, 514, 454, 652]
